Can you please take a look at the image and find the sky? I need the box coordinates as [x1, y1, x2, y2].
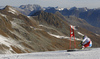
[0, 0, 100, 8]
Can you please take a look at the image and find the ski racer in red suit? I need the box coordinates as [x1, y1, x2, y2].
[81, 36, 92, 49]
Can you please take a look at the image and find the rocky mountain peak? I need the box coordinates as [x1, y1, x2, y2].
[3, 5, 21, 15]
[17, 4, 43, 15]
[69, 7, 78, 10]
[19, 4, 43, 11]
[3, 5, 14, 11]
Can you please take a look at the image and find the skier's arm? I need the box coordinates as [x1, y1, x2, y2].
[82, 38, 87, 42]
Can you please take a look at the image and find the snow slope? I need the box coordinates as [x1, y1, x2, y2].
[0, 48, 100, 59]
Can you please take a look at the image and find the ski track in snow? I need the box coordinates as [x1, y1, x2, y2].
[0, 48, 100, 59]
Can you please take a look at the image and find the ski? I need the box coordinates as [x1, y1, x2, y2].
[67, 48, 91, 52]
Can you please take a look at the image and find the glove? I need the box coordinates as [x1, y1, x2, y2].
[78, 41, 83, 47]
[80, 41, 83, 45]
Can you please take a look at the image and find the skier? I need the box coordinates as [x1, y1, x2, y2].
[80, 36, 92, 49]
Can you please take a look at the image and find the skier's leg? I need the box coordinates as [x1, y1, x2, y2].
[89, 44, 92, 47]
[82, 46, 85, 49]
[84, 41, 90, 48]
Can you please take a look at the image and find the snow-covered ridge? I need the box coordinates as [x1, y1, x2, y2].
[7, 7, 19, 15]
[0, 13, 6, 17]
[8, 7, 17, 14]
[56, 8, 64, 11]
[47, 32, 69, 39]
[0, 35, 16, 54]
[95, 34, 100, 36]
[77, 32, 84, 36]
[39, 25, 82, 41]
[39, 25, 55, 30]
[30, 26, 43, 31]
[0, 34, 27, 54]
[0, 13, 9, 21]
[0, 35, 11, 47]
[0, 20, 32, 54]
[47, 32, 82, 41]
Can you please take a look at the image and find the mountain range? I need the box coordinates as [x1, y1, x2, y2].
[14, 4, 100, 28]
[1, 4, 100, 28]
[0, 5, 82, 54]
[44, 6, 100, 28]
[14, 4, 43, 16]
[30, 10, 100, 47]
[0, 5, 100, 54]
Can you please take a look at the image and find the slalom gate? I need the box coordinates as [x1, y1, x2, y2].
[69, 25, 76, 49]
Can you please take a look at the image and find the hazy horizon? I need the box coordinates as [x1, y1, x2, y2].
[0, 0, 100, 9]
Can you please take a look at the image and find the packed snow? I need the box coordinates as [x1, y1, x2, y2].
[0, 48, 100, 59]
